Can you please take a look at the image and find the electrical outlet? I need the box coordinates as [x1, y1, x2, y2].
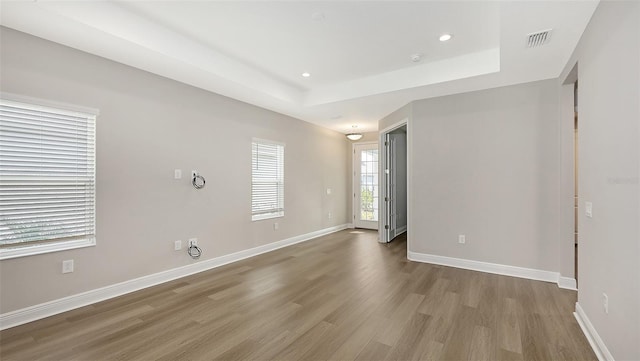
[188, 238, 197, 247]
[603, 293, 609, 314]
[328, 212, 332, 219]
[273, 222, 279, 230]
[174, 240, 182, 251]
[458, 235, 466, 244]
[174, 169, 182, 179]
[585, 201, 593, 218]
[62, 260, 74, 274]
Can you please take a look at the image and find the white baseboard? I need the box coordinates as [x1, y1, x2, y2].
[0, 224, 349, 331]
[396, 225, 407, 234]
[558, 276, 578, 290]
[574, 302, 614, 361]
[407, 251, 577, 290]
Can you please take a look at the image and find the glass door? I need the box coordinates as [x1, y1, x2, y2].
[354, 143, 379, 229]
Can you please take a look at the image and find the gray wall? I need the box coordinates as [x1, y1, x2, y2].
[353, 132, 379, 143]
[0, 27, 350, 313]
[559, 2, 640, 359]
[380, 103, 411, 132]
[410, 79, 564, 273]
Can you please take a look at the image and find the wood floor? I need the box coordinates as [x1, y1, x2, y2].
[0, 230, 595, 360]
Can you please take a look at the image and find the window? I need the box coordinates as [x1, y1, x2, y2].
[0, 96, 97, 260]
[360, 149, 379, 221]
[251, 139, 284, 221]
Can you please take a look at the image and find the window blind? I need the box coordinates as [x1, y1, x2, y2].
[0, 98, 96, 248]
[251, 140, 284, 221]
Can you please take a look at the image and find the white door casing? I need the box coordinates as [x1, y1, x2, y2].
[387, 133, 398, 240]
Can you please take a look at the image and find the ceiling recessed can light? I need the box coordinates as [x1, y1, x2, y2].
[439, 33, 452, 42]
[302, 72, 311, 77]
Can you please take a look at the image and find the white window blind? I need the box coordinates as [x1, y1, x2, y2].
[0, 98, 96, 257]
[251, 140, 284, 221]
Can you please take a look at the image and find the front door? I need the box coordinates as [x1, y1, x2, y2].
[354, 143, 379, 229]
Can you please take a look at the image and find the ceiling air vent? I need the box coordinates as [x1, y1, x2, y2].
[527, 29, 552, 48]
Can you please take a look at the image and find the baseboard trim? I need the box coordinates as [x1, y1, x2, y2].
[574, 302, 614, 361]
[407, 251, 576, 290]
[396, 225, 407, 234]
[558, 276, 578, 290]
[0, 224, 349, 331]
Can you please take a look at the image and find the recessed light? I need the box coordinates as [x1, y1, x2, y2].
[439, 33, 452, 42]
[302, 72, 311, 78]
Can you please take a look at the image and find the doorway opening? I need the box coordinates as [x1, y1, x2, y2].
[353, 142, 379, 230]
[563, 63, 579, 290]
[380, 122, 408, 243]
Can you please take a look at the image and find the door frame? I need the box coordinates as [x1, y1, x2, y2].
[379, 118, 410, 244]
[560, 62, 579, 290]
[352, 141, 379, 230]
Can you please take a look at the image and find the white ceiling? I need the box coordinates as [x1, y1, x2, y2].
[0, 1, 598, 134]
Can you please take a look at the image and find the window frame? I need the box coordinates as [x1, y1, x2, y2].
[251, 138, 285, 221]
[0, 93, 98, 260]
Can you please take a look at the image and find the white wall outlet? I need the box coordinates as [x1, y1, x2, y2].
[188, 238, 197, 247]
[62, 260, 74, 274]
[326, 188, 332, 195]
[174, 240, 182, 251]
[585, 201, 593, 218]
[603, 293, 609, 314]
[174, 169, 182, 179]
[328, 212, 332, 219]
[273, 222, 279, 230]
[458, 235, 466, 244]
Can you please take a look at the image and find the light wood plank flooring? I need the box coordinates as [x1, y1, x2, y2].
[0, 230, 596, 360]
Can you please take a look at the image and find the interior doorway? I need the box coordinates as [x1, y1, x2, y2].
[380, 123, 408, 243]
[353, 142, 379, 230]
[562, 63, 579, 290]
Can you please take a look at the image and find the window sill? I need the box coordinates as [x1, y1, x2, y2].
[0, 237, 96, 260]
[252, 212, 284, 222]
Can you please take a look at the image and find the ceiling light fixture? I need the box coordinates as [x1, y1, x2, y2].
[346, 125, 363, 141]
[301, 72, 311, 77]
[439, 33, 452, 42]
